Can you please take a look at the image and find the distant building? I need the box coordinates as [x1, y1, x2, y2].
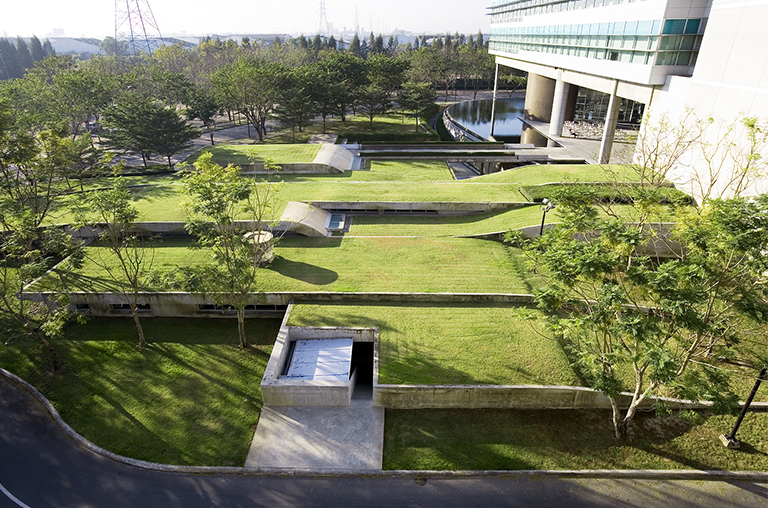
[487, 0, 768, 197]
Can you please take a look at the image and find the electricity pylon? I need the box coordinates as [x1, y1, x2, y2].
[114, 0, 165, 55]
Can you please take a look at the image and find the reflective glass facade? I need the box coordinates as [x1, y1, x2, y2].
[489, 0, 704, 68]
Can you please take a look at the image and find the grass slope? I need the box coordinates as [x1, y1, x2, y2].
[0, 317, 281, 466]
[384, 408, 768, 471]
[287, 302, 576, 386]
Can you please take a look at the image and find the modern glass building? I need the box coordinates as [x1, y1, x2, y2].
[486, 0, 768, 196]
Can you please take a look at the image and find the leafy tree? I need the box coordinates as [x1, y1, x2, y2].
[79, 177, 154, 348]
[316, 52, 367, 121]
[274, 66, 316, 141]
[524, 118, 768, 440]
[211, 57, 283, 141]
[0, 102, 83, 371]
[186, 86, 220, 145]
[398, 81, 437, 131]
[152, 106, 201, 167]
[357, 83, 391, 129]
[99, 36, 130, 57]
[102, 91, 199, 168]
[182, 153, 281, 348]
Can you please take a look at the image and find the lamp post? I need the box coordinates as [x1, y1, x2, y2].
[539, 198, 555, 236]
[720, 367, 767, 449]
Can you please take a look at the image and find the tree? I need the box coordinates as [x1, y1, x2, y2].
[0, 38, 23, 80]
[0, 102, 83, 371]
[524, 117, 768, 440]
[186, 86, 220, 145]
[357, 83, 391, 129]
[152, 106, 201, 168]
[29, 36, 45, 63]
[398, 81, 437, 131]
[102, 91, 199, 167]
[315, 52, 367, 121]
[210, 57, 283, 142]
[274, 66, 316, 142]
[15, 37, 34, 72]
[80, 177, 154, 348]
[349, 33, 362, 58]
[99, 36, 130, 57]
[182, 153, 280, 348]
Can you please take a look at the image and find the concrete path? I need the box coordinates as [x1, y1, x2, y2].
[245, 403, 385, 470]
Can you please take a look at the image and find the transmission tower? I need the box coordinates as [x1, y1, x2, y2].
[114, 0, 165, 55]
[318, 0, 330, 36]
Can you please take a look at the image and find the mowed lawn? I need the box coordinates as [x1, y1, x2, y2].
[0, 317, 281, 466]
[286, 302, 578, 386]
[34, 237, 534, 294]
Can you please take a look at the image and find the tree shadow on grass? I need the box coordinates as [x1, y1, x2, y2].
[266, 257, 338, 285]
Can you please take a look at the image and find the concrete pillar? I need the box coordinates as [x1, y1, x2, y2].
[523, 73, 556, 122]
[564, 85, 579, 122]
[548, 71, 570, 137]
[490, 63, 499, 139]
[598, 80, 621, 164]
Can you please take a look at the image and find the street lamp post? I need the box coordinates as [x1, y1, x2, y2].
[540, 198, 555, 236]
[720, 367, 767, 449]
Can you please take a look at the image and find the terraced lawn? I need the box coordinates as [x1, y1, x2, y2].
[189, 144, 322, 165]
[287, 302, 578, 386]
[32, 237, 535, 295]
[348, 207, 547, 237]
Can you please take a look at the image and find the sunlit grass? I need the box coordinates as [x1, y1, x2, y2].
[287, 302, 576, 386]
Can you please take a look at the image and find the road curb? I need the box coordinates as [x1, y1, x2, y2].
[3, 368, 768, 482]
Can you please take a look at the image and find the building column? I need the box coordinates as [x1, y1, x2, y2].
[548, 70, 570, 137]
[523, 73, 555, 122]
[490, 63, 499, 139]
[598, 80, 621, 164]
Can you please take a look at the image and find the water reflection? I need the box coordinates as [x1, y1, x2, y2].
[447, 98, 525, 141]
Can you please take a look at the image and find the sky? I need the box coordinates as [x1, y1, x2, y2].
[3, 0, 491, 40]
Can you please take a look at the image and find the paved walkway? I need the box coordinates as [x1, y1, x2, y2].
[245, 403, 385, 470]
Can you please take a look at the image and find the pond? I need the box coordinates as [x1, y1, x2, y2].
[446, 97, 525, 142]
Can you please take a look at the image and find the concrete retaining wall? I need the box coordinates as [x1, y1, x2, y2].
[32, 292, 536, 317]
[372, 384, 712, 410]
[442, 109, 487, 142]
[309, 201, 526, 214]
[239, 163, 342, 174]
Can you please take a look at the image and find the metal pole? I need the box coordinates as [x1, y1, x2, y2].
[720, 367, 767, 449]
[490, 63, 499, 139]
[540, 210, 547, 236]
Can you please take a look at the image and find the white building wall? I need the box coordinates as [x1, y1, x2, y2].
[647, 0, 768, 198]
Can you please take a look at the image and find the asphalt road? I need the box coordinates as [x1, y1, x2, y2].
[1, 373, 767, 508]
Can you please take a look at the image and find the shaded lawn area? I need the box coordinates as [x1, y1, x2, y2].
[384, 408, 768, 471]
[0, 317, 281, 466]
[287, 302, 574, 386]
[348, 207, 546, 237]
[189, 144, 322, 165]
[37, 237, 534, 294]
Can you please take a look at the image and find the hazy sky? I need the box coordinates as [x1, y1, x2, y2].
[3, 1, 491, 39]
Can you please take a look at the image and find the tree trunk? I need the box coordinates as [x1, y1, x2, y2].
[237, 307, 247, 348]
[141, 153, 148, 168]
[608, 395, 625, 441]
[209, 131, 215, 145]
[40, 335, 62, 373]
[132, 308, 147, 348]
[167, 155, 173, 169]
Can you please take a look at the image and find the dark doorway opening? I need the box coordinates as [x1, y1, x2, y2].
[351, 342, 374, 402]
